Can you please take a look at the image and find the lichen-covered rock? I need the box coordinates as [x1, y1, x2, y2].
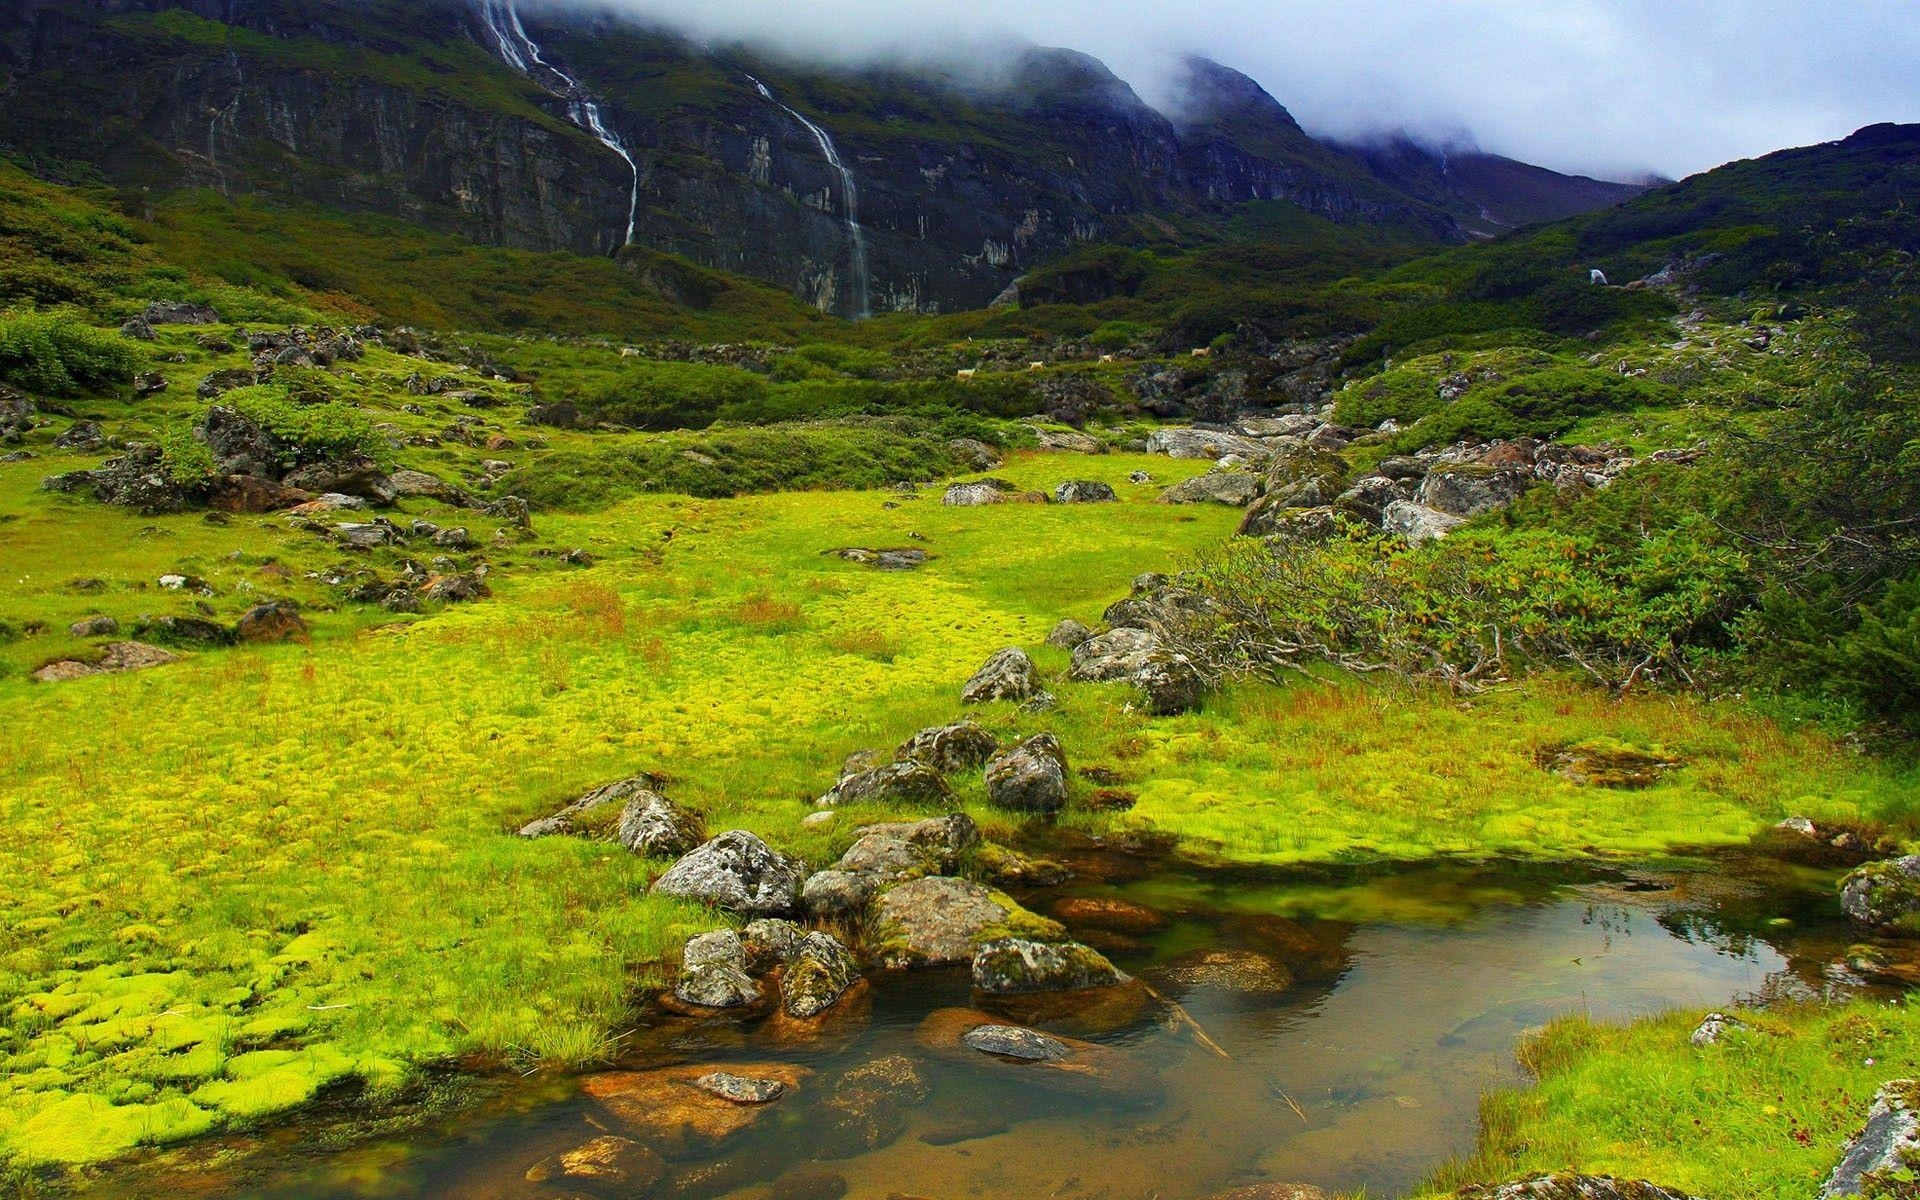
[740, 918, 806, 974]
[1382, 499, 1467, 544]
[942, 478, 1019, 506]
[1054, 479, 1117, 504]
[972, 937, 1125, 994]
[1045, 618, 1094, 649]
[674, 930, 762, 1009]
[517, 775, 663, 839]
[802, 869, 878, 918]
[1456, 1176, 1700, 1200]
[1263, 445, 1349, 507]
[783, 931, 861, 1019]
[1070, 627, 1161, 681]
[617, 790, 708, 858]
[694, 1071, 788, 1104]
[1146, 428, 1272, 462]
[1161, 470, 1262, 506]
[897, 721, 999, 773]
[1420, 463, 1536, 517]
[819, 759, 954, 808]
[1822, 1080, 1920, 1198]
[1841, 857, 1920, 929]
[975, 842, 1074, 887]
[1239, 500, 1347, 542]
[651, 830, 804, 915]
[845, 814, 980, 874]
[961, 646, 1039, 704]
[870, 876, 1063, 969]
[1688, 1011, 1748, 1047]
[985, 734, 1069, 812]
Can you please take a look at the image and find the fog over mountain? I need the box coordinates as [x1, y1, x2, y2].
[548, 0, 1920, 180]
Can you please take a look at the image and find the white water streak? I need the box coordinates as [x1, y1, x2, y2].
[746, 75, 871, 319]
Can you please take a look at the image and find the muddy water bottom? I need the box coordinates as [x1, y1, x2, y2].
[210, 856, 1867, 1200]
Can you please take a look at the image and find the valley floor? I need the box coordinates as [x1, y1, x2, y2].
[3, 446, 1915, 1189]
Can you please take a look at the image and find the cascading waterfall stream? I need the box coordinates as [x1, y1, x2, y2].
[746, 75, 871, 320]
[476, 0, 638, 248]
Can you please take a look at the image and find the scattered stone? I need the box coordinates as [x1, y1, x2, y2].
[334, 521, 400, 549]
[68, 615, 119, 638]
[783, 931, 861, 1018]
[674, 930, 761, 1009]
[617, 790, 708, 858]
[1775, 816, 1819, 838]
[1688, 1011, 1749, 1047]
[118, 316, 155, 341]
[826, 547, 930, 570]
[821, 759, 954, 808]
[947, 437, 1002, 471]
[694, 1071, 788, 1104]
[871, 876, 1062, 970]
[1382, 500, 1467, 544]
[1420, 464, 1535, 517]
[233, 601, 307, 644]
[943, 478, 1018, 506]
[1045, 618, 1094, 649]
[897, 721, 999, 774]
[142, 616, 234, 647]
[430, 526, 473, 550]
[961, 646, 1039, 704]
[1457, 1177, 1700, 1200]
[972, 937, 1125, 994]
[1128, 470, 1153, 484]
[984, 734, 1069, 812]
[1822, 1080, 1920, 1198]
[1028, 426, 1105, 454]
[651, 831, 805, 915]
[31, 640, 179, 683]
[1201, 1186, 1328, 1200]
[1054, 480, 1117, 504]
[1840, 857, 1920, 929]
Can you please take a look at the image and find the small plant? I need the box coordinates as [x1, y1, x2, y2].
[0, 311, 140, 396]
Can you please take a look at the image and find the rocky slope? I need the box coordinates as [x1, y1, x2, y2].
[0, 0, 1645, 316]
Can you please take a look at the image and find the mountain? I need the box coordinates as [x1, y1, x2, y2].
[0, 0, 1647, 317]
[1335, 135, 1657, 236]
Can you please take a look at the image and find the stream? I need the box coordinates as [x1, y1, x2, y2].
[149, 847, 1873, 1200]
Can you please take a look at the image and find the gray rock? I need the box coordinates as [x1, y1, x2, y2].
[1459, 1176, 1701, 1200]
[616, 790, 707, 858]
[1029, 426, 1105, 454]
[843, 814, 979, 875]
[1822, 1080, 1920, 1198]
[482, 495, 533, 530]
[961, 647, 1039, 704]
[1054, 480, 1117, 504]
[1840, 856, 1920, 928]
[971, 938, 1125, 994]
[1069, 627, 1161, 682]
[1688, 1012, 1748, 1047]
[383, 468, 467, 505]
[984, 734, 1068, 812]
[1420, 464, 1535, 517]
[1382, 500, 1466, 544]
[430, 526, 473, 550]
[1160, 471, 1261, 506]
[54, 420, 105, 452]
[674, 930, 761, 1009]
[118, 317, 155, 341]
[1045, 618, 1094, 650]
[820, 760, 955, 808]
[947, 437, 1002, 471]
[802, 869, 877, 917]
[143, 300, 220, 325]
[871, 876, 1054, 970]
[1237, 414, 1322, 438]
[334, 522, 401, 549]
[68, 615, 120, 638]
[1131, 650, 1206, 715]
[651, 830, 804, 915]
[961, 1024, 1070, 1062]
[741, 918, 806, 974]
[783, 931, 861, 1018]
[897, 721, 999, 774]
[827, 547, 929, 570]
[695, 1072, 788, 1104]
[74, 445, 189, 513]
[942, 479, 1017, 506]
[1145, 428, 1272, 462]
[1775, 816, 1819, 839]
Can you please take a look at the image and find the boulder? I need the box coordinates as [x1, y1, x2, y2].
[233, 601, 307, 644]
[333, 522, 400, 549]
[1456, 1176, 1700, 1200]
[975, 842, 1074, 887]
[1148, 948, 1292, 996]
[616, 790, 708, 858]
[1841, 857, 1920, 929]
[943, 478, 1019, 506]
[673, 930, 761, 1009]
[197, 406, 280, 478]
[143, 616, 235, 647]
[1101, 579, 1220, 636]
[871, 876, 1062, 969]
[1054, 480, 1117, 504]
[740, 917, 806, 974]
[582, 1062, 809, 1158]
[382, 468, 467, 505]
[1822, 1080, 1920, 1198]
[1161, 470, 1262, 507]
[961, 647, 1039, 704]
[144, 299, 220, 325]
[207, 475, 311, 513]
[53, 420, 105, 452]
[1264, 446, 1349, 505]
[31, 640, 178, 683]
[1029, 426, 1105, 454]
[68, 615, 119, 638]
[802, 870, 877, 918]
[985, 734, 1069, 812]
[782, 931, 860, 1018]
[1070, 627, 1161, 682]
[650, 831, 804, 915]
[1238, 501, 1344, 542]
[1146, 428, 1271, 462]
[1045, 618, 1094, 650]
[80, 445, 190, 513]
[1382, 500, 1466, 544]
[1420, 464, 1535, 517]
[845, 813, 980, 871]
[897, 721, 999, 774]
[285, 456, 390, 500]
[820, 759, 954, 808]
[483, 495, 533, 530]
[946, 437, 1002, 471]
[118, 317, 155, 341]
[1688, 1011, 1749, 1047]
[972, 938, 1125, 994]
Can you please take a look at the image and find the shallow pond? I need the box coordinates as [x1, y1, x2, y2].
[174, 850, 1868, 1200]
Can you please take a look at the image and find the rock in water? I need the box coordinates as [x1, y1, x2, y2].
[972, 937, 1124, 994]
[816, 1055, 929, 1158]
[523, 1135, 665, 1188]
[1823, 1080, 1920, 1198]
[583, 1063, 809, 1158]
[960, 1024, 1070, 1061]
[695, 1071, 788, 1104]
[1841, 856, 1920, 929]
[616, 790, 708, 857]
[962, 647, 1039, 704]
[984, 734, 1069, 812]
[871, 876, 1062, 969]
[674, 930, 761, 1009]
[783, 931, 861, 1018]
[651, 830, 804, 914]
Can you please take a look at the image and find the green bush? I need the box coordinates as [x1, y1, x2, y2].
[584, 360, 771, 430]
[0, 312, 140, 396]
[220, 385, 391, 469]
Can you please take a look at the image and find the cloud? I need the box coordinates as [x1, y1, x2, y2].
[550, 0, 1920, 179]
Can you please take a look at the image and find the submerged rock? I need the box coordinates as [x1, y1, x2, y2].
[583, 1063, 809, 1159]
[1050, 897, 1167, 934]
[1149, 948, 1292, 996]
[651, 830, 804, 915]
[816, 1054, 930, 1159]
[524, 1135, 665, 1189]
[916, 1007, 1162, 1106]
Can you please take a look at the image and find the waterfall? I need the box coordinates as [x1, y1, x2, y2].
[475, 0, 639, 248]
[746, 75, 871, 320]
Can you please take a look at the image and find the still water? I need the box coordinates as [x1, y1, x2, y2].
[179, 852, 1859, 1200]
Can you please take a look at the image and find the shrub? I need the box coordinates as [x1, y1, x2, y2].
[221, 385, 391, 469]
[584, 361, 770, 430]
[0, 312, 140, 396]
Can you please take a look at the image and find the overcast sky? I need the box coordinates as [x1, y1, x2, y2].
[570, 0, 1920, 180]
